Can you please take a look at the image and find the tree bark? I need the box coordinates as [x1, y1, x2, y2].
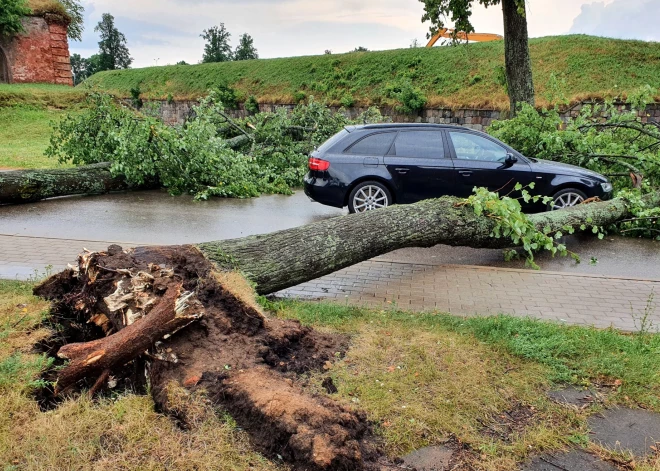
[198, 192, 660, 294]
[0, 163, 151, 205]
[502, 0, 535, 112]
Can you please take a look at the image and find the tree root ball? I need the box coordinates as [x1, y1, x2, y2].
[34, 244, 386, 470]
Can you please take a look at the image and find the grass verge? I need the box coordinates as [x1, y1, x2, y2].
[0, 106, 74, 169]
[2, 282, 658, 470]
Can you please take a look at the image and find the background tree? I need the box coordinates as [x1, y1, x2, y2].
[352, 46, 369, 52]
[419, 0, 535, 112]
[201, 24, 233, 63]
[95, 13, 132, 71]
[0, 0, 30, 38]
[57, 0, 84, 41]
[70, 53, 100, 84]
[234, 33, 258, 60]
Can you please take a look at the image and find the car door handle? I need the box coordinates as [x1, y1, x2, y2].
[395, 168, 409, 174]
[458, 170, 472, 176]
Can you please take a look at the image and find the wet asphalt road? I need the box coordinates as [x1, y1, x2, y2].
[0, 189, 346, 244]
[0, 189, 658, 279]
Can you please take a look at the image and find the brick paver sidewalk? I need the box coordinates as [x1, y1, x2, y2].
[275, 259, 659, 332]
[0, 234, 116, 279]
[1, 234, 658, 332]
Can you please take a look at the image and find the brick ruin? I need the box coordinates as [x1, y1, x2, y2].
[0, 15, 73, 86]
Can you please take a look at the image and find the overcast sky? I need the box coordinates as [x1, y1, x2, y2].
[70, 0, 659, 68]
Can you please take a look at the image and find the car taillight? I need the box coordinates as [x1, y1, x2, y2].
[309, 157, 330, 171]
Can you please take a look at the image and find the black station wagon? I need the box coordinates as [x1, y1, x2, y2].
[304, 124, 613, 213]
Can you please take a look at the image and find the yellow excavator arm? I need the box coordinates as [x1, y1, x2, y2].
[426, 28, 503, 47]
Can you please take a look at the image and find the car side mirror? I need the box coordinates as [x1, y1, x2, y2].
[499, 153, 518, 169]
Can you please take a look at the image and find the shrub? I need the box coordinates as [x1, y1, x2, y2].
[244, 95, 259, 115]
[384, 79, 427, 114]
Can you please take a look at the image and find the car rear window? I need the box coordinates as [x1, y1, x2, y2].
[345, 132, 396, 155]
[392, 131, 445, 159]
[317, 129, 349, 153]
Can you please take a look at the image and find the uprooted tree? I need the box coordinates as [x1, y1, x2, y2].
[34, 189, 659, 470]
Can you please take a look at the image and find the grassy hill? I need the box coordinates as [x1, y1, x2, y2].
[0, 85, 85, 169]
[85, 35, 660, 110]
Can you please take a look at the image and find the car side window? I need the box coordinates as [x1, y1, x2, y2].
[449, 132, 508, 163]
[346, 132, 396, 156]
[391, 131, 445, 159]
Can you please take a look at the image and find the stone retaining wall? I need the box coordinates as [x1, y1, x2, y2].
[154, 100, 660, 130]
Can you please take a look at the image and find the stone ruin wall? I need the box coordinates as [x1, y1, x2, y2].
[0, 16, 73, 86]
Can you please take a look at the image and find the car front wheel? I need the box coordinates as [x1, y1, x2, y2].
[549, 188, 587, 211]
[348, 181, 392, 214]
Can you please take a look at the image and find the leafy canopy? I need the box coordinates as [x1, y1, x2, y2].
[419, 0, 525, 37]
[0, 0, 30, 38]
[58, 0, 84, 41]
[201, 24, 233, 63]
[95, 13, 132, 70]
[234, 33, 258, 61]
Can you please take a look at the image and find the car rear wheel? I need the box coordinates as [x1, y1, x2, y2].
[549, 188, 587, 211]
[348, 181, 392, 214]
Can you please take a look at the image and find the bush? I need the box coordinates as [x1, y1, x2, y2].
[384, 79, 427, 114]
[244, 95, 259, 114]
[213, 84, 238, 109]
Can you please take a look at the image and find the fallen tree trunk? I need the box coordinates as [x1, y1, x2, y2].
[0, 163, 152, 205]
[199, 192, 660, 294]
[33, 192, 660, 470]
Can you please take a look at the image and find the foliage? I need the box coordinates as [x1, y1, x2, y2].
[46, 91, 383, 200]
[212, 84, 237, 109]
[0, 0, 30, 38]
[352, 46, 368, 52]
[460, 184, 584, 269]
[70, 53, 100, 85]
[244, 95, 259, 114]
[57, 0, 83, 41]
[488, 86, 660, 238]
[84, 36, 660, 110]
[234, 33, 258, 61]
[384, 78, 427, 114]
[201, 24, 233, 63]
[419, 0, 525, 39]
[95, 13, 132, 70]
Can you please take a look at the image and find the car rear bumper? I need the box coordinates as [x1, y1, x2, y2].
[303, 174, 346, 208]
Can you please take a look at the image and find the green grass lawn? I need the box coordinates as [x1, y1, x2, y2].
[0, 83, 86, 109]
[1, 280, 658, 470]
[0, 84, 84, 169]
[86, 35, 660, 109]
[0, 106, 72, 169]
